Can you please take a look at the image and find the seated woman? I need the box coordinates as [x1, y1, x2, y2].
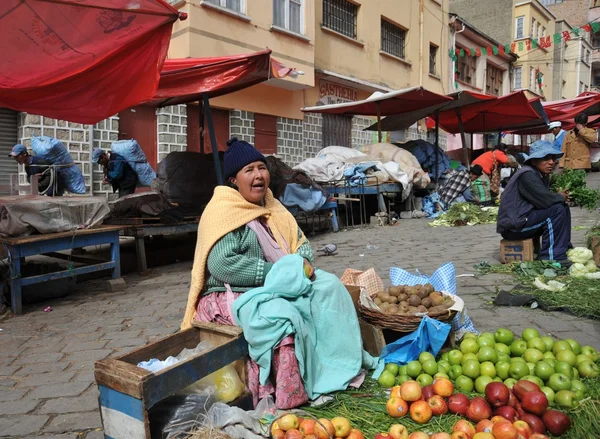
[465, 165, 493, 206]
[182, 138, 371, 410]
[497, 140, 572, 263]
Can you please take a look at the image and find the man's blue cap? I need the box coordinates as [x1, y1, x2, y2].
[92, 148, 105, 164]
[8, 144, 27, 157]
[524, 140, 564, 163]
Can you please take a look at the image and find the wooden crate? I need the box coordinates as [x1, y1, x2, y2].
[591, 236, 600, 266]
[94, 322, 248, 439]
[499, 239, 535, 263]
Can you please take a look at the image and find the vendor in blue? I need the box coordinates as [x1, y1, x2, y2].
[92, 148, 137, 198]
[497, 140, 572, 263]
[8, 144, 64, 196]
[549, 121, 566, 152]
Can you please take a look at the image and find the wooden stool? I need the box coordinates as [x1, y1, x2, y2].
[500, 238, 537, 263]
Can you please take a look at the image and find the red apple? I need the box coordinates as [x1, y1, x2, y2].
[466, 397, 493, 423]
[485, 382, 510, 408]
[520, 414, 545, 435]
[346, 429, 364, 439]
[542, 410, 571, 436]
[528, 435, 549, 439]
[331, 417, 351, 438]
[305, 435, 317, 439]
[410, 400, 433, 424]
[271, 422, 282, 437]
[495, 406, 518, 423]
[428, 395, 449, 416]
[476, 419, 494, 433]
[508, 390, 518, 408]
[388, 424, 409, 439]
[272, 429, 285, 439]
[400, 380, 422, 402]
[315, 418, 335, 439]
[422, 384, 435, 400]
[386, 397, 409, 418]
[513, 381, 541, 401]
[284, 429, 303, 439]
[390, 385, 403, 399]
[448, 393, 471, 416]
[451, 433, 469, 439]
[408, 433, 429, 439]
[492, 421, 518, 439]
[375, 434, 390, 439]
[431, 433, 452, 439]
[299, 419, 316, 436]
[279, 414, 299, 432]
[433, 377, 455, 397]
[521, 392, 548, 417]
[513, 420, 532, 439]
[453, 419, 476, 438]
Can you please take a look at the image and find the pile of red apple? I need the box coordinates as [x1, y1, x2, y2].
[271, 413, 365, 439]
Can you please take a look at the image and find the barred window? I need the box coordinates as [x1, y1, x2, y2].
[381, 19, 406, 59]
[429, 44, 438, 75]
[322, 0, 357, 39]
[323, 114, 352, 147]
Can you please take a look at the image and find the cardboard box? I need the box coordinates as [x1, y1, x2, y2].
[591, 236, 600, 267]
[500, 239, 534, 263]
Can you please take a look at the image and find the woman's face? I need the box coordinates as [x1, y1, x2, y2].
[532, 155, 558, 175]
[231, 161, 270, 204]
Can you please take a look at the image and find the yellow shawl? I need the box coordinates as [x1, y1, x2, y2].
[181, 186, 306, 330]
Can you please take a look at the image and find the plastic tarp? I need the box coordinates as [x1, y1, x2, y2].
[150, 50, 298, 107]
[0, 0, 182, 124]
[111, 139, 157, 186]
[31, 137, 86, 194]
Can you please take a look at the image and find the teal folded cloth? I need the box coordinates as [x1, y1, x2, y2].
[232, 254, 380, 399]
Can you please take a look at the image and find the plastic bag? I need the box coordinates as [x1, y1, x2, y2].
[31, 136, 86, 194]
[111, 139, 157, 186]
[149, 392, 217, 439]
[199, 396, 276, 439]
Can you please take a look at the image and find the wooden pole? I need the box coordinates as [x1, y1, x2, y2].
[434, 110, 440, 183]
[202, 94, 224, 185]
[456, 109, 470, 170]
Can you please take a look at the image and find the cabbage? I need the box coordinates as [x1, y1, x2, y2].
[585, 260, 598, 272]
[584, 271, 600, 279]
[534, 277, 566, 291]
[567, 247, 594, 264]
[569, 263, 589, 277]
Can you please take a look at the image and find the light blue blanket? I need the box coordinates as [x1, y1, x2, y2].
[232, 254, 380, 399]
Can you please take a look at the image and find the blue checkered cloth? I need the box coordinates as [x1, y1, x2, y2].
[389, 263, 478, 337]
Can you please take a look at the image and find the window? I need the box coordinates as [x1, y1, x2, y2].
[323, 0, 358, 39]
[585, 49, 591, 64]
[457, 48, 476, 85]
[530, 67, 535, 90]
[515, 16, 524, 39]
[429, 44, 438, 75]
[274, 0, 303, 34]
[486, 64, 504, 96]
[541, 0, 563, 4]
[205, 0, 243, 13]
[536, 23, 540, 39]
[381, 19, 407, 59]
[514, 66, 523, 89]
[531, 18, 536, 37]
[542, 27, 546, 37]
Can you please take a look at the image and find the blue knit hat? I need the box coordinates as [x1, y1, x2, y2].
[223, 138, 266, 181]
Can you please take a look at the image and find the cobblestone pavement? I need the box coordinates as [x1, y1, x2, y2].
[1, 177, 600, 438]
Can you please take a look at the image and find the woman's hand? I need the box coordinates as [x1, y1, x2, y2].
[303, 258, 316, 281]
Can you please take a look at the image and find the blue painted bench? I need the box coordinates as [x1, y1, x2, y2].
[287, 199, 339, 232]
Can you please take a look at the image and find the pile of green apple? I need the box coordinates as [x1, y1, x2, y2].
[432, 328, 600, 409]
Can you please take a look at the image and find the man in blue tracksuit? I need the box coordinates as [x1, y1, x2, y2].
[497, 140, 572, 263]
[92, 148, 137, 198]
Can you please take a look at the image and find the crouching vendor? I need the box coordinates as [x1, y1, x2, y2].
[182, 138, 378, 410]
[497, 140, 572, 263]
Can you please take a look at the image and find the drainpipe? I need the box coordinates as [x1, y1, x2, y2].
[577, 42, 581, 96]
[419, 0, 425, 85]
[452, 21, 466, 91]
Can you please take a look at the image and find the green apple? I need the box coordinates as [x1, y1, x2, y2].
[545, 358, 557, 368]
[509, 362, 529, 380]
[496, 361, 511, 380]
[419, 352, 436, 364]
[417, 373, 434, 387]
[455, 375, 474, 393]
[478, 347, 498, 364]
[541, 336, 555, 352]
[570, 379, 587, 397]
[541, 386, 555, 403]
[434, 372, 450, 380]
[577, 360, 600, 378]
[440, 352, 450, 362]
[548, 373, 572, 392]
[543, 351, 556, 361]
[397, 374, 412, 385]
[463, 332, 478, 341]
[398, 365, 408, 376]
[477, 336, 495, 348]
[522, 328, 541, 342]
[480, 361, 497, 378]
[565, 338, 582, 355]
[510, 356, 526, 363]
[448, 349, 463, 366]
[527, 337, 547, 353]
[556, 349, 577, 367]
[492, 377, 503, 383]
[504, 378, 517, 388]
[554, 361, 574, 379]
[461, 353, 479, 366]
[378, 370, 396, 388]
[421, 360, 438, 376]
[555, 389, 577, 408]
[572, 368, 579, 380]
[460, 338, 480, 355]
[581, 345, 599, 362]
[522, 375, 544, 388]
[449, 365, 464, 380]
[576, 354, 593, 365]
[497, 353, 511, 364]
[463, 360, 481, 379]
[552, 340, 572, 356]
[523, 348, 545, 364]
[479, 331, 495, 340]
[526, 363, 536, 374]
[494, 328, 515, 345]
[534, 361, 555, 381]
[384, 363, 400, 376]
[437, 360, 451, 374]
[510, 339, 528, 357]
[475, 375, 493, 393]
[495, 343, 511, 356]
[406, 361, 422, 378]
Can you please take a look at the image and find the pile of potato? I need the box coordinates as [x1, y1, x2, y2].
[371, 284, 455, 315]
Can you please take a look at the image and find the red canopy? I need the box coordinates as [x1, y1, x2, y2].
[0, 0, 183, 124]
[150, 50, 297, 107]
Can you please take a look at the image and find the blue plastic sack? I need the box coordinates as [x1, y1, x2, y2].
[30, 137, 86, 194]
[381, 316, 451, 365]
[389, 263, 478, 336]
[111, 139, 156, 186]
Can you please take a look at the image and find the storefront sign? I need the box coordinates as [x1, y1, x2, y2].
[318, 80, 359, 105]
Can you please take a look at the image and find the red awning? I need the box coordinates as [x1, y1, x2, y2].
[0, 0, 183, 124]
[149, 49, 297, 107]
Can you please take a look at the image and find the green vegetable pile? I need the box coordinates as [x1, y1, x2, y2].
[550, 169, 600, 211]
[429, 203, 498, 227]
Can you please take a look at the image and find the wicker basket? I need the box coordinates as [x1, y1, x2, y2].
[358, 302, 457, 332]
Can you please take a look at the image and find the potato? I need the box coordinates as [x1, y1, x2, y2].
[399, 300, 408, 307]
[408, 295, 421, 307]
[379, 293, 391, 303]
[380, 302, 390, 311]
[397, 293, 408, 302]
[418, 286, 430, 299]
[424, 283, 435, 294]
[388, 304, 399, 314]
[374, 297, 382, 306]
[397, 304, 410, 314]
[406, 286, 419, 296]
[388, 296, 398, 304]
[388, 286, 401, 296]
[421, 297, 432, 309]
[417, 305, 427, 313]
[408, 306, 420, 314]
[429, 291, 444, 306]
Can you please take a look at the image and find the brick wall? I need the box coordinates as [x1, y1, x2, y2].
[547, 0, 589, 28]
[302, 113, 323, 160]
[157, 105, 187, 162]
[351, 116, 374, 148]
[230, 110, 255, 143]
[449, 0, 514, 45]
[92, 116, 119, 198]
[277, 117, 304, 166]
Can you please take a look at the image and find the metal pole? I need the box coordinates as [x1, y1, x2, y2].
[434, 111, 440, 184]
[377, 103, 382, 142]
[200, 102, 205, 153]
[456, 109, 470, 170]
[202, 94, 224, 185]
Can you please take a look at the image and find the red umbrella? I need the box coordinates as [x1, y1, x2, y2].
[0, 0, 184, 124]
